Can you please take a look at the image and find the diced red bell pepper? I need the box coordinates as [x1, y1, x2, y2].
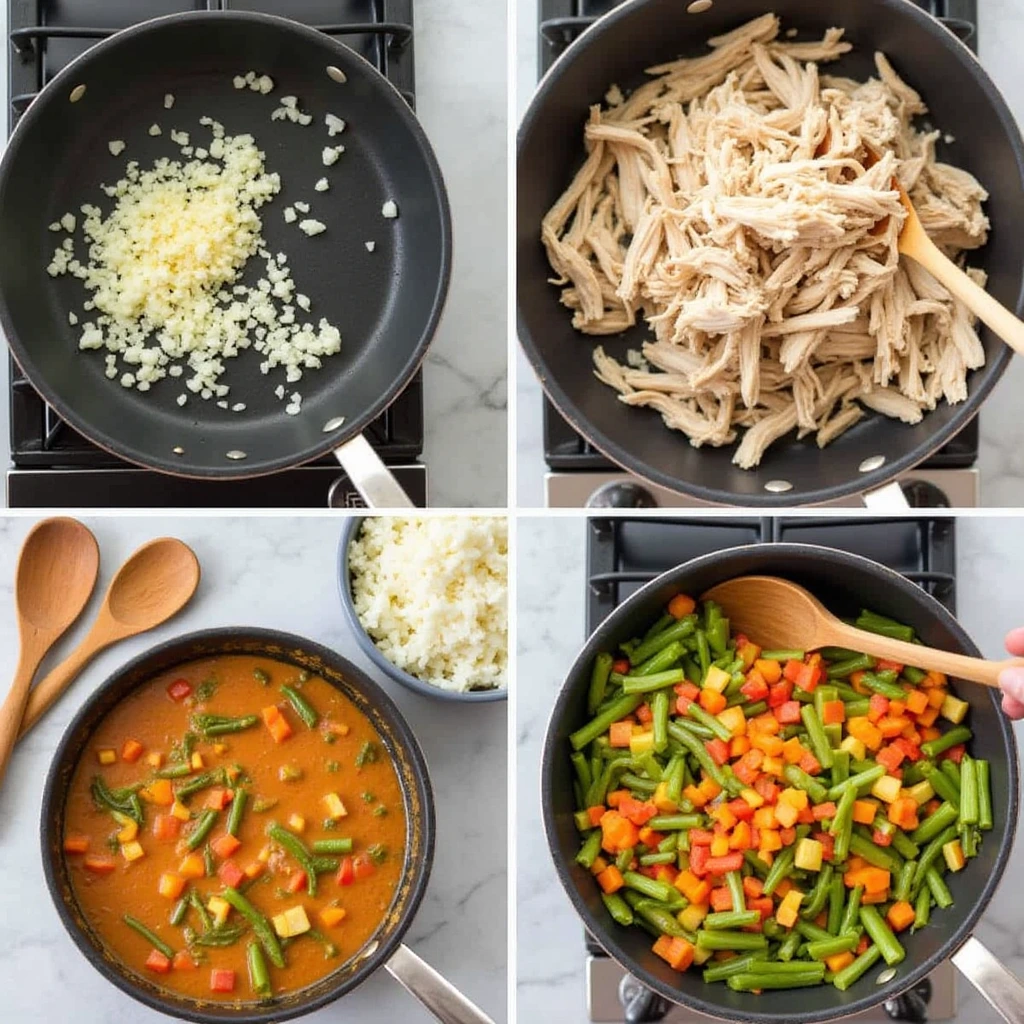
[705, 738, 730, 767]
[619, 797, 658, 827]
[783, 655, 824, 694]
[217, 860, 246, 889]
[783, 660, 804, 684]
[774, 701, 802, 725]
[856, 936, 870, 955]
[166, 679, 192, 702]
[941, 744, 966, 765]
[868, 694, 890, 723]
[876, 744, 906, 773]
[743, 875, 765, 899]
[675, 695, 694, 715]
[336, 857, 355, 886]
[286, 870, 308, 893]
[798, 752, 822, 776]
[636, 703, 653, 725]
[689, 844, 711, 877]
[779, 827, 796, 846]
[353, 853, 376, 880]
[674, 681, 700, 701]
[893, 737, 922, 762]
[875, 659, 904, 674]
[797, 805, 816, 824]
[152, 814, 181, 841]
[206, 788, 233, 812]
[767, 680, 793, 708]
[811, 802, 837, 821]
[728, 798, 756, 821]
[145, 950, 172, 974]
[748, 896, 775, 921]
[740, 675, 769, 702]
[612, 659, 630, 676]
[872, 829, 893, 847]
[689, 829, 715, 846]
[753, 777, 779, 804]
[813, 831, 836, 861]
[173, 951, 198, 971]
[710, 886, 733, 911]
[210, 969, 236, 993]
[705, 852, 745, 874]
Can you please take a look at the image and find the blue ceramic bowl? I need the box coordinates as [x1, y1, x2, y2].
[337, 517, 507, 703]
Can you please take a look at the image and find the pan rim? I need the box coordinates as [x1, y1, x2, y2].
[516, 0, 1024, 507]
[540, 541, 1019, 1023]
[40, 625, 437, 1024]
[0, 10, 453, 481]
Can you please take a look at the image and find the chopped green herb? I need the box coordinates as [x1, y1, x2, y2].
[368, 844, 388, 865]
[306, 928, 339, 959]
[372, 806, 388, 818]
[298, 670, 311, 684]
[252, 796, 279, 813]
[322, 818, 339, 830]
[324, 733, 338, 745]
[253, 668, 270, 685]
[361, 792, 376, 803]
[203, 843, 215, 877]
[278, 764, 303, 783]
[273, 887, 290, 900]
[106, 833, 120, 853]
[326, 761, 340, 773]
[355, 741, 379, 768]
[195, 678, 218, 702]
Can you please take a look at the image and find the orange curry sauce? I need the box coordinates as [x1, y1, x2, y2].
[63, 655, 406, 1003]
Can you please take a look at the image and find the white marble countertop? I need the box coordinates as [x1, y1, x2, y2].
[0, 0, 508, 508]
[0, 514, 507, 1023]
[516, 515, 1024, 1024]
[514, 0, 1024, 508]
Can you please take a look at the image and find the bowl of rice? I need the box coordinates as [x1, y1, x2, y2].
[337, 515, 508, 702]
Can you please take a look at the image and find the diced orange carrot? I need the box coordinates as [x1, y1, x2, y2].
[609, 721, 633, 748]
[683, 784, 707, 808]
[243, 861, 266, 881]
[886, 900, 916, 932]
[820, 700, 846, 726]
[261, 705, 293, 743]
[144, 778, 174, 806]
[927, 687, 947, 709]
[825, 951, 856, 973]
[852, 800, 878, 825]
[179, 853, 206, 879]
[917, 707, 940, 728]
[83, 855, 116, 875]
[653, 935, 695, 972]
[751, 733, 785, 757]
[675, 869, 712, 904]
[754, 659, 782, 684]
[847, 717, 884, 752]
[211, 833, 242, 859]
[922, 670, 947, 688]
[606, 790, 628, 808]
[699, 688, 727, 715]
[845, 866, 891, 894]
[158, 872, 186, 900]
[121, 739, 144, 763]
[877, 716, 908, 739]
[781, 737, 806, 764]
[668, 594, 696, 619]
[729, 736, 751, 758]
[63, 835, 90, 854]
[320, 906, 347, 928]
[587, 805, 606, 828]
[905, 690, 929, 716]
[173, 951, 199, 971]
[596, 865, 625, 894]
[889, 700, 907, 717]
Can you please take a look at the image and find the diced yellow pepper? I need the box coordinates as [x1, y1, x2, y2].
[121, 840, 145, 862]
[778, 787, 809, 810]
[940, 694, 969, 725]
[871, 774, 903, 804]
[774, 801, 800, 828]
[795, 838, 823, 872]
[629, 731, 655, 755]
[710, 835, 730, 858]
[97, 748, 117, 765]
[116, 820, 139, 844]
[288, 814, 306, 833]
[943, 839, 966, 872]
[171, 800, 191, 822]
[739, 787, 764, 809]
[323, 793, 347, 820]
[212, 743, 228, 755]
[906, 781, 935, 807]
[179, 853, 205, 879]
[761, 755, 784, 777]
[190, 752, 204, 770]
[692, 944, 715, 966]
[208, 896, 230, 927]
[257, 844, 272, 864]
[776, 889, 804, 928]
[652, 782, 677, 814]
[703, 665, 731, 694]
[716, 706, 747, 738]
[272, 905, 311, 938]
[158, 872, 185, 900]
[146, 752, 164, 769]
[840, 735, 866, 762]
[678, 903, 707, 933]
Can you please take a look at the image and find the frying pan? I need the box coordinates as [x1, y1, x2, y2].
[41, 628, 494, 1024]
[0, 12, 452, 508]
[542, 544, 1024, 1023]
[518, 0, 1024, 507]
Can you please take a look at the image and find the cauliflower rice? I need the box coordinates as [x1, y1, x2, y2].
[348, 517, 508, 693]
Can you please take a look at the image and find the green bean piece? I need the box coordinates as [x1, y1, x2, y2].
[639, 851, 676, 867]
[586, 758, 627, 809]
[683, 702, 731, 743]
[221, 888, 285, 969]
[796, 919, 833, 944]
[154, 763, 193, 779]
[958, 756, 978, 826]
[247, 941, 272, 996]
[761, 649, 806, 662]
[124, 914, 175, 958]
[763, 846, 797, 896]
[821, 646, 861, 661]
[901, 665, 927, 684]
[806, 933, 859, 960]
[312, 838, 354, 855]
[253, 668, 270, 685]
[646, 815, 700, 832]
[620, 772, 657, 795]
[672, 718, 714, 741]
[859, 672, 907, 701]
[843, 699, 872, 719]
[696, 629, 711, 680]
[827, 654, 875, 678]
[633, 900, 687, 938]
[268, 825, 319, 896]
[615, 848, 634, 874]
[910, 802, 959, 845]
[696, 931, 768, 952]
[570, 694, 644, 751]
[588, 653, 613, 715]
[914, 887, 932, 930]
[848, 834, 901, 872]
[859, 905, 905, 965]
[919, 761, 960, 809]
[941, 759, 961, 786]
[651, 691, 670, 754]
[620, 669, 686, 695]
[91, 776, 144, 825]
[856, 611, 914, 643]
[281, 685, 319, 729]
[778, 929, 802, 962]
[170, 896, 189, 927]
[890, 828, 920, 861]
[895, 860, 917, 903]
[743, 700, 768, 718]
[636, 752, 663, 783]
[830, 784, 857, 863]
[191, 925, 246, 948]
[925, 867, 954, 908]
[192, 713, 260, 737]
[635, 641, 686, 678]
[920, 726, 972, 759]
[185, 809, 218, 851]
[826, 764, 885, 802]
[576, 831, 602, 870]
[782, 764, 828, 804]
[667, 723, 729, 790]
[826, 873, 845, 935]
[204, 842, 215, 877]
[188, 889, 213, 931]
[913, 825, 959, 892]
[643, 613, 674, 643]
[571, 753, 593, 802]
[629, 617, 696, 666]
[176, 769, 226, 800]
[622, 871, 675, 903]
[705, 910, 761, 930]
[976, 759, 993, 830]
[831, 749, 850, 787]
[743, 849, 770, 879]
[311, 856, 339, 874]
[727, 970, 824, 991]
[702, 952, 769, 983]
[726, 871, 746, 914]
[801, 865, 834, 920]
[833, 945, 882, 991]
[800, 704, 834, 770]
[227, 788, 247, 837]
[601, 892, 634, 927]
[840, 885, 863, 935]
[664, 756, 685, 806]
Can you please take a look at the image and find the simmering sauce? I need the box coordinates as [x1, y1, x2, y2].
[63, 655, 406, 1002]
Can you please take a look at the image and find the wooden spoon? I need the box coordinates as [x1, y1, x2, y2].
[866, 144, 1024, 355]
[702, 576, 1024, 688]
[0, 518, 99, 791]
[19, 537, 200, 738]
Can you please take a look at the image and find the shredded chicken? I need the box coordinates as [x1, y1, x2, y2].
[542, 14, 989, 468]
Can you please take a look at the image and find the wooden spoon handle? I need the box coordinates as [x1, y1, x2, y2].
[18, 634, 110, 740]
[831, 621, 1023, 688]
[0, 648, 44, 789]
[904, 234, 1024, 357]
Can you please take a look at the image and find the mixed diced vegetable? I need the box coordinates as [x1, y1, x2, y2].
[570, 596, 989, 992]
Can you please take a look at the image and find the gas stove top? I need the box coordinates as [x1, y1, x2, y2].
[4, 0, 426, 508]
[583, 515, 958, 1022]
[536, 0, 982, 511]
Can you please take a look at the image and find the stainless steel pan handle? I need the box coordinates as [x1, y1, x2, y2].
[952, 936, 1024, 1023]
[333, 433, 415, 508]
[385, 943, 496, 1024]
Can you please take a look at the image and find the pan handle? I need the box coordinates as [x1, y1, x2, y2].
[385, 943, 496, 1024]
[952, 935, 1024, 1023]
[333, 433, 416, 508]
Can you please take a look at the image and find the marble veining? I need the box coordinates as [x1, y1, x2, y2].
[515, 0, 1024, 508]
[0, 0, 508, 509]
[0, 516, 506, 1023]
[517, 516, 1024, 1023]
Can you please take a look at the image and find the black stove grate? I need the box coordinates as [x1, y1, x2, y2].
[6, 0, 423, 477]
[582, 514, 956, 958]
[537, 0, 981, 475]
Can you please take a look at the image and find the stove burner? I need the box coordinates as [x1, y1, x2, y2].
[885, 978, 934, 1023]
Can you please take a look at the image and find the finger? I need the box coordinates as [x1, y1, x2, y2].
[1005, 627, 1024, 657]
[1002, 693, 1024, 720]
[998, 666, 1024, 719]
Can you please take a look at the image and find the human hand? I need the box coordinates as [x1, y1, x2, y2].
[998, 627, 1024, 719]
